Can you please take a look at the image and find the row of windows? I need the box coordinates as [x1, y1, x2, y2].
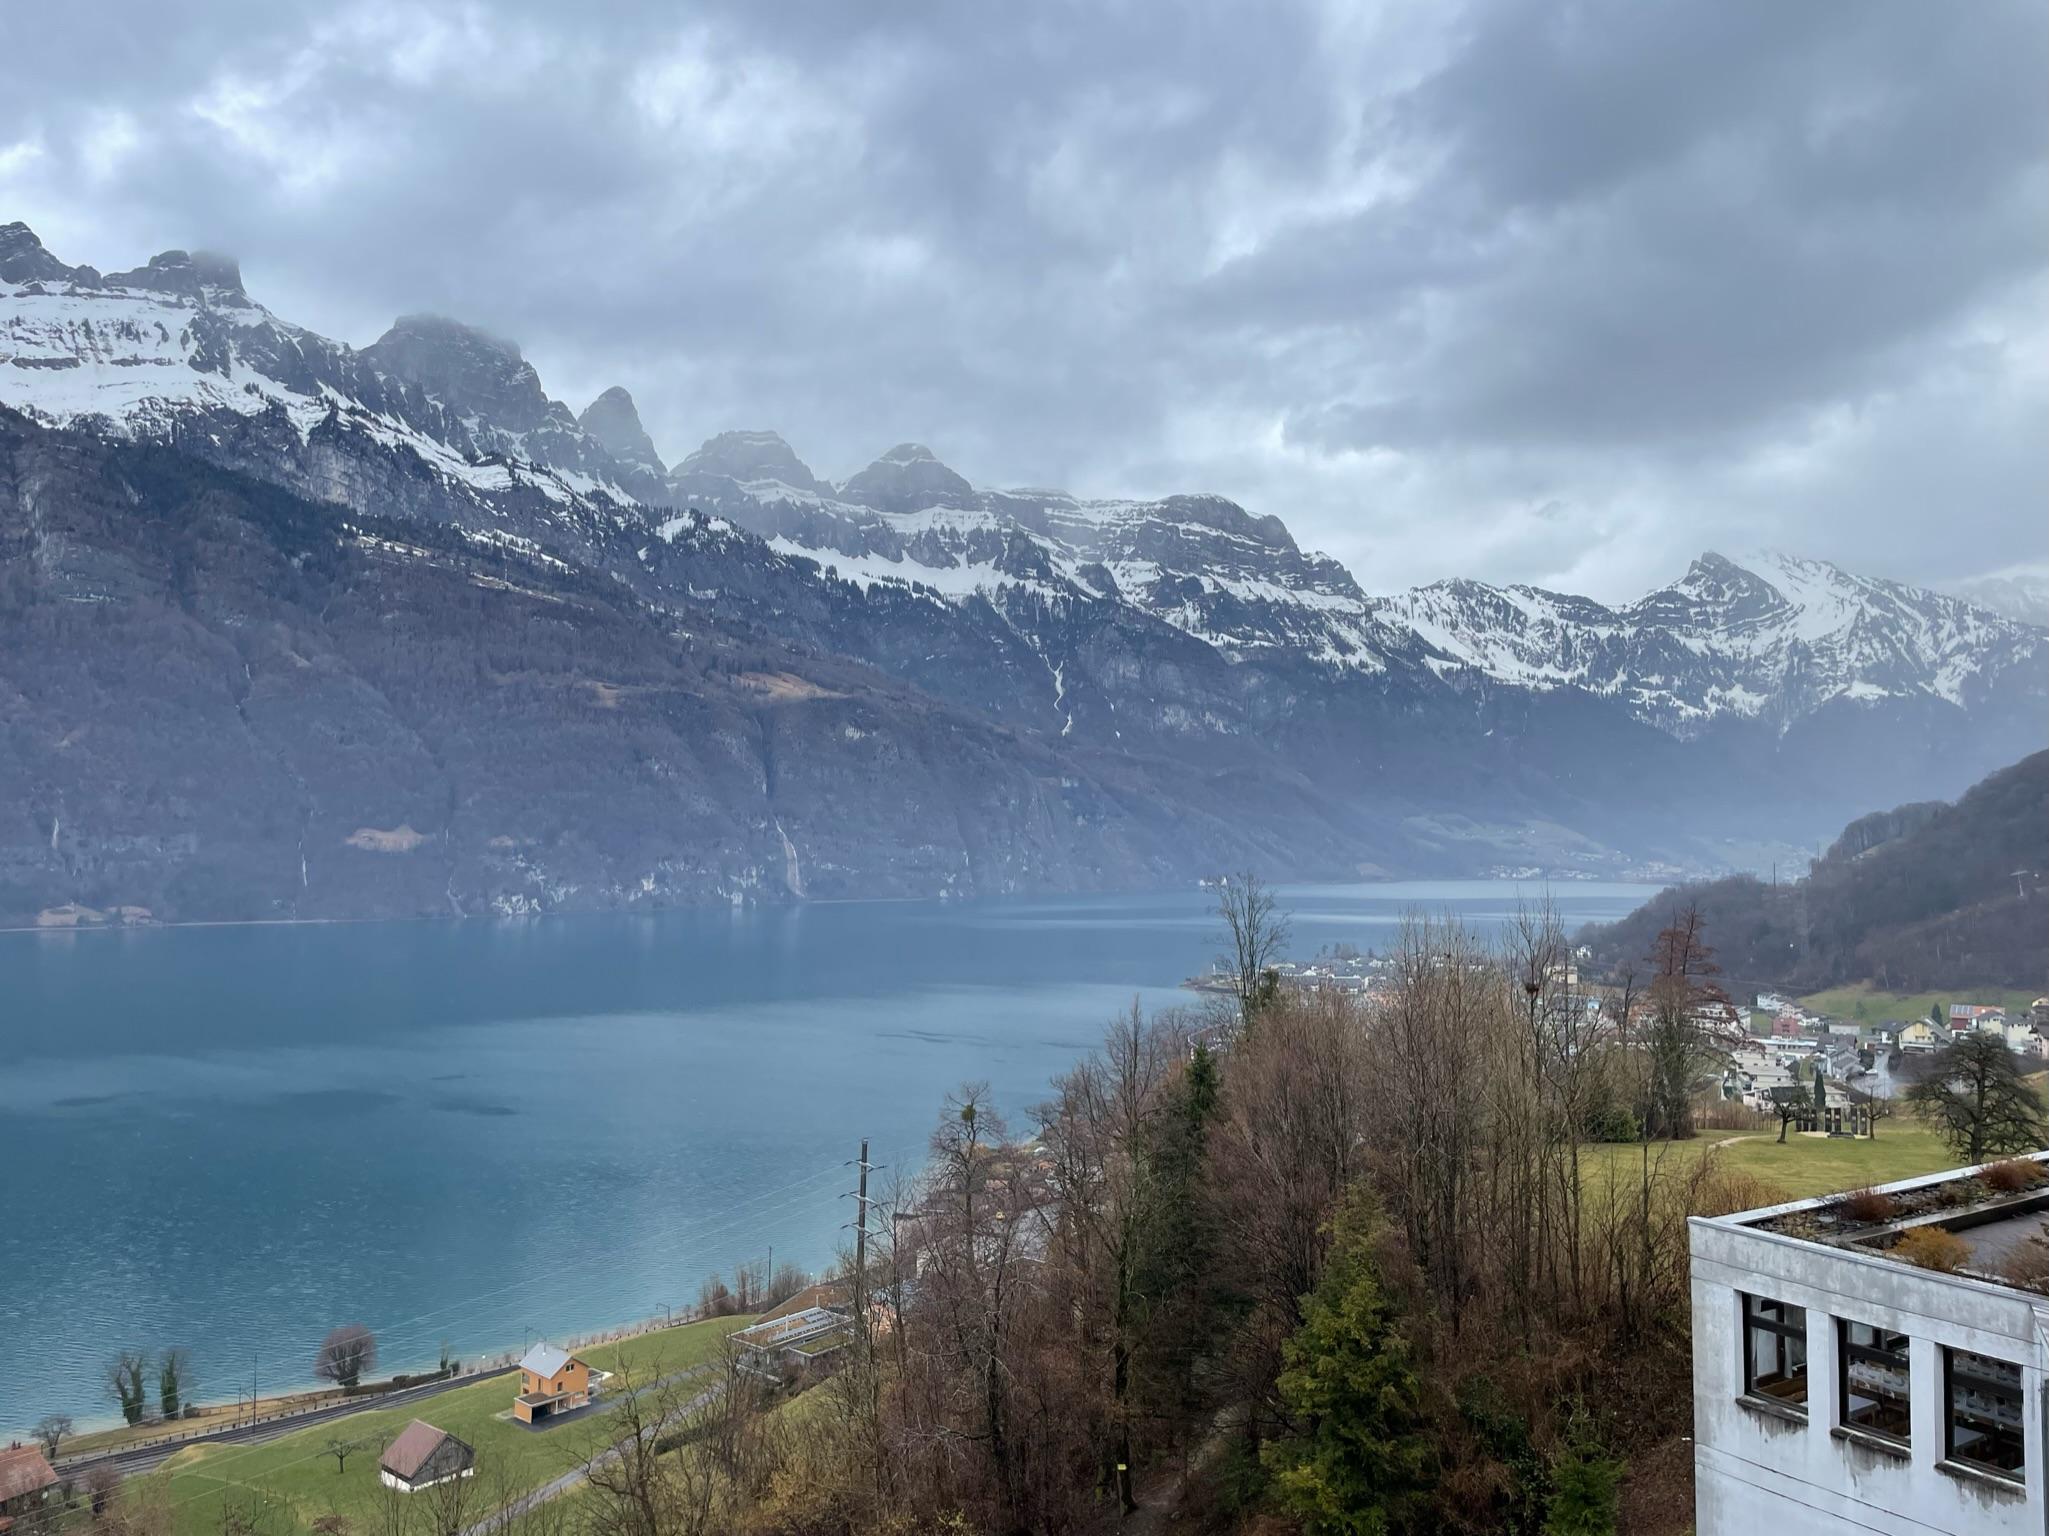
[1741, 1292, 2026, 1481]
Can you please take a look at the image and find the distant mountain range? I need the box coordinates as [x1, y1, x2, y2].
[1579, 751, 2049, 994]
[2, 221, 2043, 924]
[1944, 571, 2049, 627]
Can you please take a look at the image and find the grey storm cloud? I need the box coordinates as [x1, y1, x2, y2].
[1, 0, 2042, 601]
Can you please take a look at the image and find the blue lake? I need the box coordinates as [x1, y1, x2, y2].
[0, 881, 1655, 1431]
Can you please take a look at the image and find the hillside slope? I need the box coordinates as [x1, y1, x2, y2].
[0, 409, 1427, 923]
[1579, 751, 2049, 993]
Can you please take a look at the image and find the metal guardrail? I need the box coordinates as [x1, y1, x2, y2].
[48, 1301, 740, 1473]
[51, 1366, 493, 1469]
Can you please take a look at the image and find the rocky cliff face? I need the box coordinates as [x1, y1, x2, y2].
[578, 386, 666, 479]
[2, 220, 2043, 922]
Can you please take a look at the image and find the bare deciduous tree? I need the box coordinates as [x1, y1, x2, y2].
[1216, 871, 1289, 1023]
[1039, 1002, 1176, 1512]
[1642, 904, 1737, 1140]
[313, 1325, 377, 1390]
[1213, 985, 1369, 1440]
[33, 1413, 74, 1460]
[1907, 1031, 2049, 1162]
[322, 1436, 368, 1475]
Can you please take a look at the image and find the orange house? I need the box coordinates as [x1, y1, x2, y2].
[513, 1342, 599, 1423]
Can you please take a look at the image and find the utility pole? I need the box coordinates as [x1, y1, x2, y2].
[845, 1139, 881, 1318]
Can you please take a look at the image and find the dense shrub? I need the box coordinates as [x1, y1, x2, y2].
[1982, 1158, 2047, 1193]
[1890, 1226, 1969, 1272]
[1837, 1187, 1897, 1223]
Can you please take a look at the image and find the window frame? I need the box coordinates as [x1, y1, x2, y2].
[1739, 1291, 1809, 1410]
[1838, 1317, 1913, 1447]
[1943, 1346, 2026, 1481]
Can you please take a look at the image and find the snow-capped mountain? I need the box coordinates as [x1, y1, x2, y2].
[1945, 570, 2049, 628]
[1376, 550, 2043, 736]
[0, 222, 648, 542]
[3, 218, 2043, 918]
[5, 217, 2033, 745]
[665, 432, 1406, 674]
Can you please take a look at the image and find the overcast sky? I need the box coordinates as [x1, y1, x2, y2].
[2, 0, 2042, 600]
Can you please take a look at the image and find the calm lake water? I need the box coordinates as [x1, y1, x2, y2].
[0, 881, 1654, 1431]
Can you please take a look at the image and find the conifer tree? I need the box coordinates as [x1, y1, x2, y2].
[1264, 1183, 1435, 1535]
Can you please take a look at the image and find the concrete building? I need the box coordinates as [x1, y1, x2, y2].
[1691, 1154, 2049, 1534]
[733, 1304, 853, 1380]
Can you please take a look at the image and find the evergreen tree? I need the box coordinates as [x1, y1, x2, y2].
[1133, 1040, 1224, 1448]
[1543, 1436, 1623, 1536]
[1264, 1183, 1436, 1535]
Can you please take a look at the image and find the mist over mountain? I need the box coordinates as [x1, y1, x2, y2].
[1945, 570, 2049, 627]
[3, 221, 2043, 925]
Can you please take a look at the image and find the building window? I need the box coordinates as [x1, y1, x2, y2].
[1945, 1348, 2025, 1478]
[1741, 1293, 1808, 1407]
[1840, 1320, 1912, 1444]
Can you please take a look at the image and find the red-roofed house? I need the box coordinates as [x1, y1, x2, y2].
[0, 1446, 58, 1533]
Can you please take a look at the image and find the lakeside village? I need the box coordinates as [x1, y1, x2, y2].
[1188, 948, 2049, 1118]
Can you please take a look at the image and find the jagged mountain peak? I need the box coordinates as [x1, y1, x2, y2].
[0, 222, 94, 285]
[577, 386, 665, 476]
[1148, 493, 1299, 553]
[673, 429, 822, 493]
[103, 247, 250, 306]
[2, 226, 247, 305]
[840, 441, 973, 511]
[362, 313, 570, 436]
[374, 312, 525, 362]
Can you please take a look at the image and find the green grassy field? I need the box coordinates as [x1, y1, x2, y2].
[1797, 984, 2041, 1027]
[1580, 1123, 1962, 1203]
[146, 1316, 751, 1536]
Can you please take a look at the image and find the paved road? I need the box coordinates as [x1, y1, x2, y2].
[59, 1367, 518, 1480]
[461, 1368, 721, 1536]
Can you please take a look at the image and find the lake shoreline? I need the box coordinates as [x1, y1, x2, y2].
[0, 872, 1653, 939]
[3, 882, 1661, 1431]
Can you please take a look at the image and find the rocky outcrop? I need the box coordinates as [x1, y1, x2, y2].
[578, 386, 665, 477]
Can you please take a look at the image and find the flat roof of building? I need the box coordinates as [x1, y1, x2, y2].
[1709, 1149, 2049, 1296]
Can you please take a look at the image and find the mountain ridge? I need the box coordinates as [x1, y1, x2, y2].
[3, 219, 2043, 918]
[1578, 751, 2049, 994]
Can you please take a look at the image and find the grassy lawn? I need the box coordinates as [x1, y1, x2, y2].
[147, 1316, 751, 1536]
[1580, 1122, 1963, 1204]
[1797, 983, 2041, 1027]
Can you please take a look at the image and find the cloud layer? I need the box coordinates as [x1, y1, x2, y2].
[3, 0, 2042, 599]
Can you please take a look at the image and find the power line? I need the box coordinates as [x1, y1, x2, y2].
[203, 1151, 882, 1394]
[148, 1144, 927, 1521]
[140, 1143, 927, 1482]
[123, 1151, 907, 1480]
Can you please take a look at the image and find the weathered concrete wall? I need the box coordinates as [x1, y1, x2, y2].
[1691, 1213, 2046, 1535]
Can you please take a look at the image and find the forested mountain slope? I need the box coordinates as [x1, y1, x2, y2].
[1579, 751, 2049, 993]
